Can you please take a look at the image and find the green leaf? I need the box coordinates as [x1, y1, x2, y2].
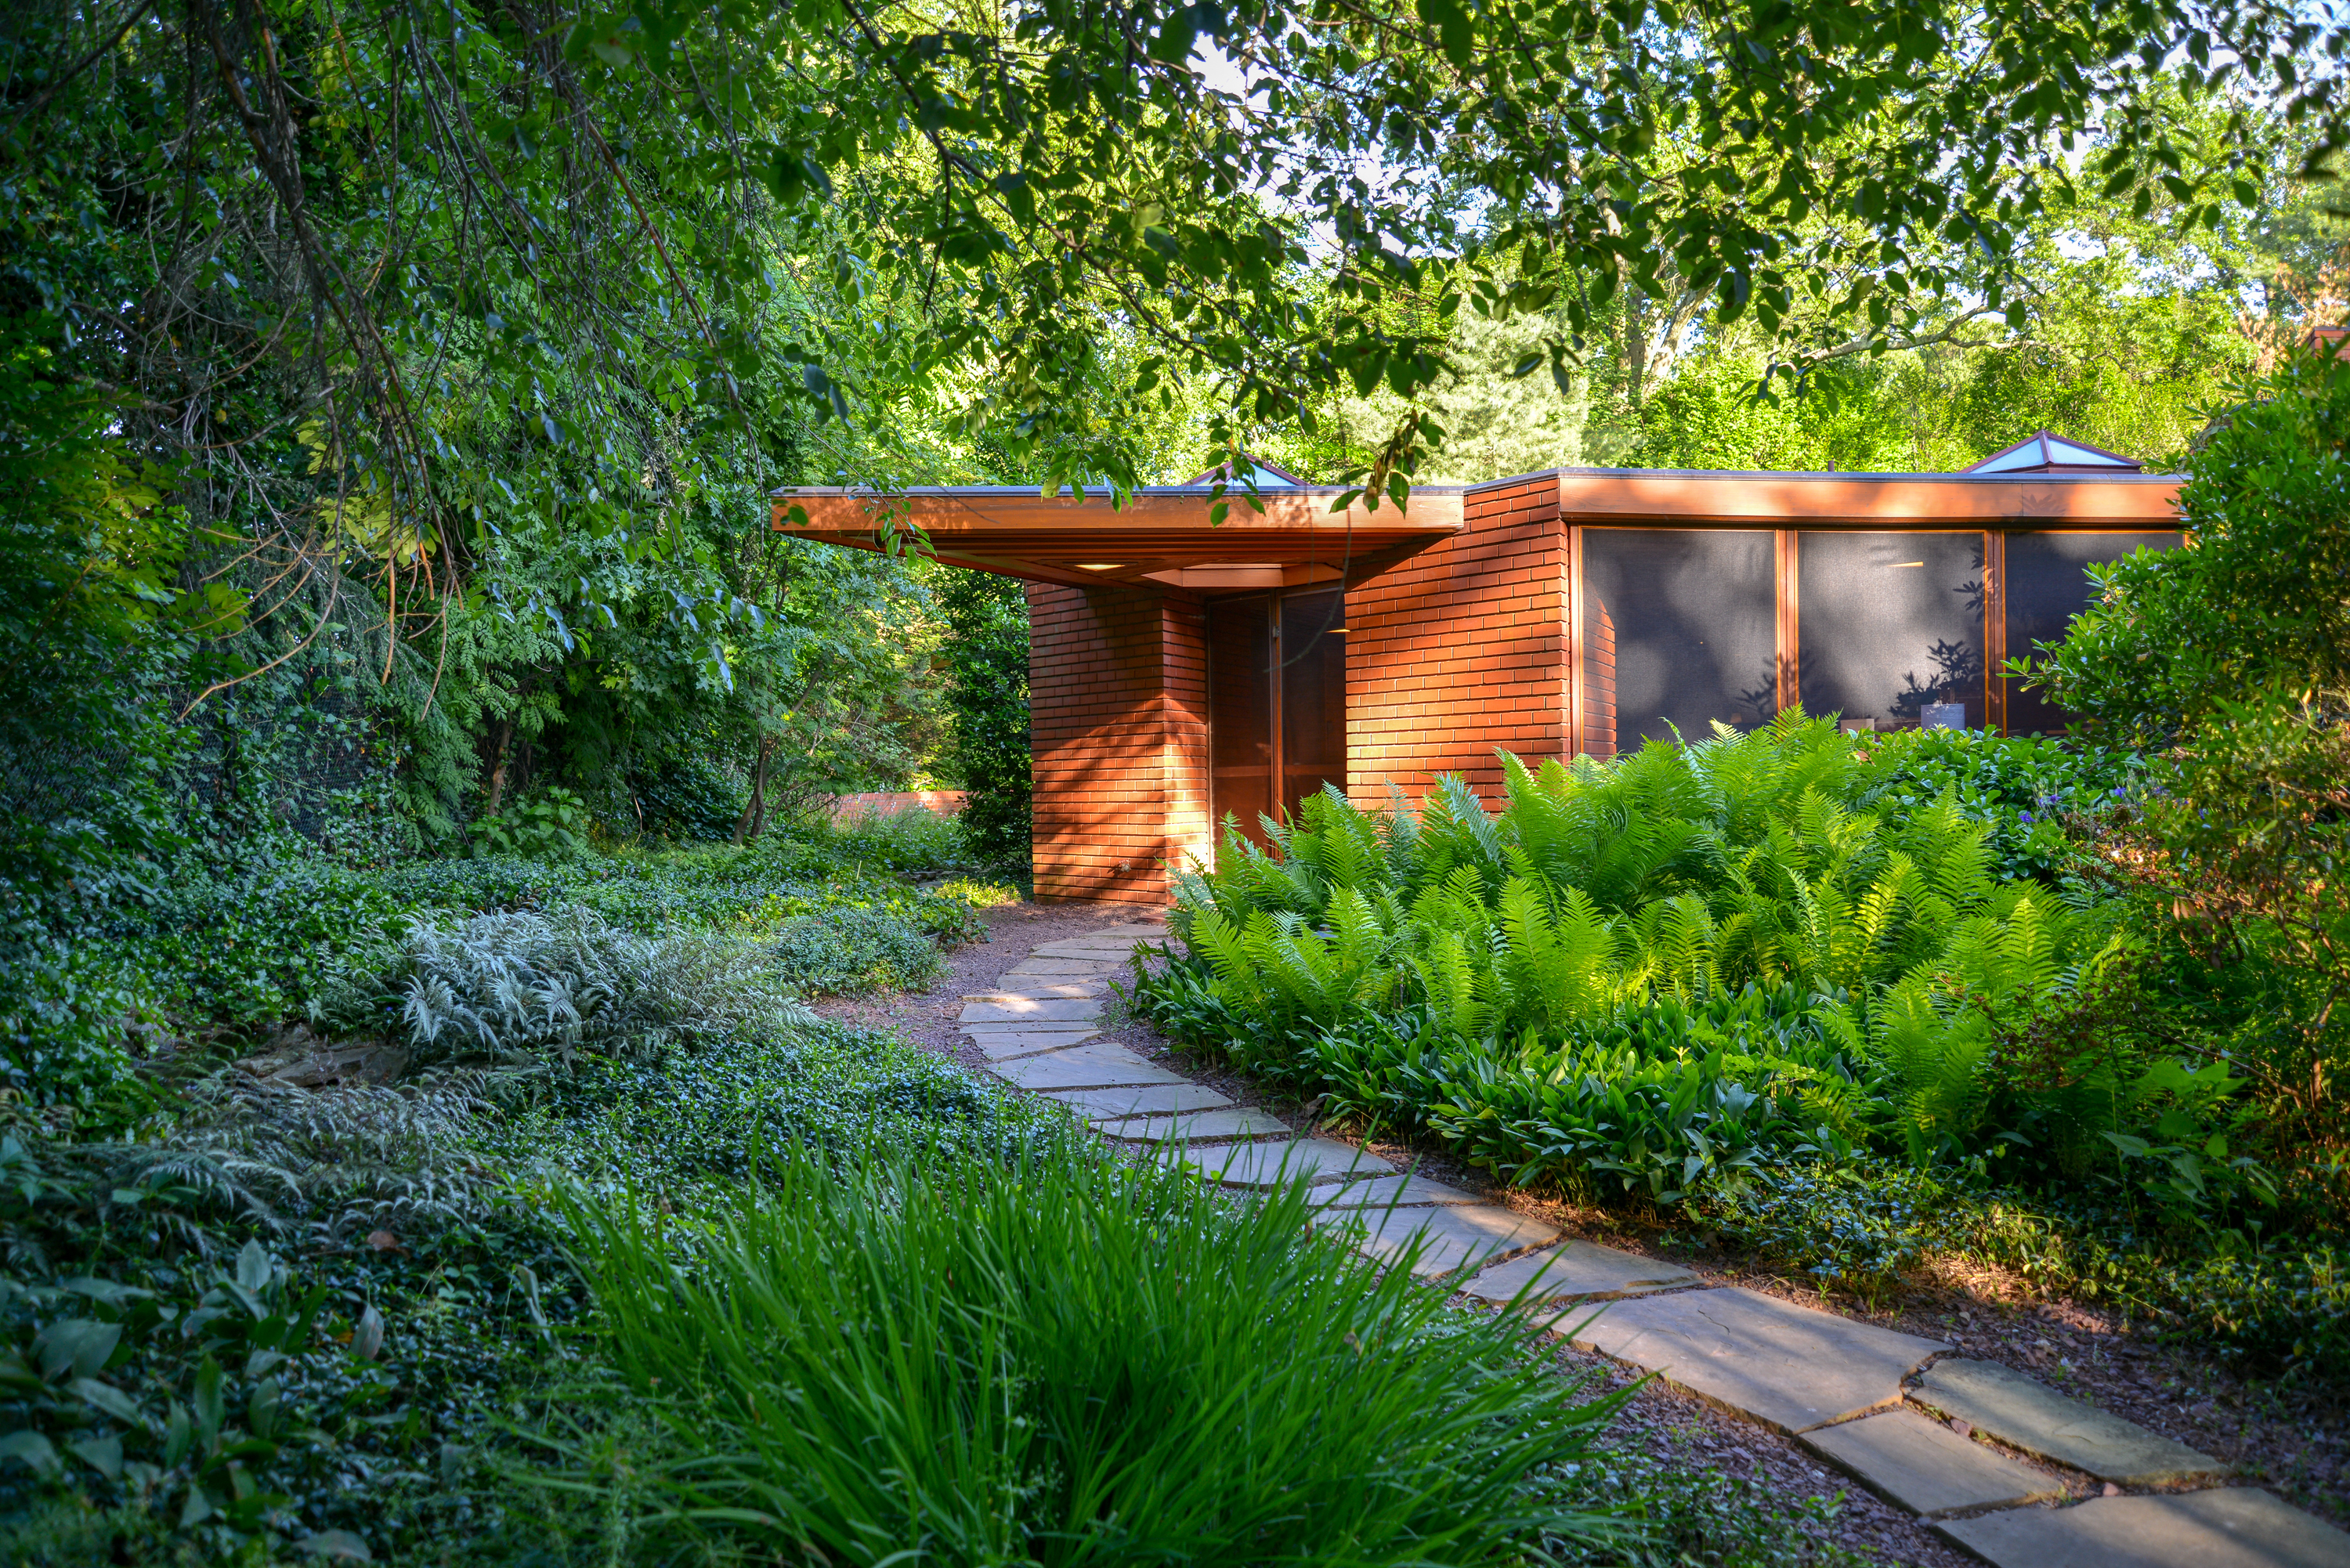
[34, 1320, 120, 1382]
[0, 1430, 58, 1475]
[193, 1358, 224, 1442]
[67, 1433, 122, 1481]
[236, 1240, 271, 1295]
[299, 1531, 374, 1562]
[69, 1376, 143, 1425]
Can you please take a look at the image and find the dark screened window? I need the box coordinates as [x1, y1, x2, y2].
[2005, 532, 2182, 735]
[1799, 532, 1984, 728]
[1582, 529, 1776, 750]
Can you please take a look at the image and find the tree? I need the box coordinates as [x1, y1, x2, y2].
[935, 567, 1032, 867]
[5, 0, 2346, 861]
[2036, 349, 2350, 744]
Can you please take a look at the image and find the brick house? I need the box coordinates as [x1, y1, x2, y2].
[775, 433, 2180, 905]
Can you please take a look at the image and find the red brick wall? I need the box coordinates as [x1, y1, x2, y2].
[1583, 604, 1618, 760]
[1161, 594, 1215, 881]
[1344, 473, 1567, 807]
[1025, 582, 1209, 904]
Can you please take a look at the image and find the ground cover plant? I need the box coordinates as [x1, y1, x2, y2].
[1, 807, 991, 1127]
[1133, 717, 2345, 1375]
[6, 794, 1821, 1566]
[0, 798, 1028, 1563]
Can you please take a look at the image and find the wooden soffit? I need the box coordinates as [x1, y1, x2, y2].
[1549, 468, 2183, 529]
[768, 485, 1466, 590]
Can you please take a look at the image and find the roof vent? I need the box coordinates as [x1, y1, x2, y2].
[1962, 431, 2145, 475]
[1182, 452, 1309, 487]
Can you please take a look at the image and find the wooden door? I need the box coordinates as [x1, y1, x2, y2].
[1206, 588, 1347, 854]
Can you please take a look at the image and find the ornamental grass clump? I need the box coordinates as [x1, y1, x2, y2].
[555, 1138, 1626, 1566]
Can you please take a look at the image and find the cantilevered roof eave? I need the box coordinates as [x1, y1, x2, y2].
[768, 482, 1468, 589]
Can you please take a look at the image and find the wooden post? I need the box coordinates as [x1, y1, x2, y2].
[1774, 529, 1800, 717]
[1983, 530, 2007, 734]
[1566, 523, 1585, 758]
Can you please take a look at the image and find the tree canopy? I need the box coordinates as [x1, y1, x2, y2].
[3, 0, 2346, 853]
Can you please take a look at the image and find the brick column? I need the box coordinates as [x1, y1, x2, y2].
[1343, 473, 1568, 807]
[1025, 582, 1209, 904]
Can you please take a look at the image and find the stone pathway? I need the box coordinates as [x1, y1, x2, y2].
[960, 920, 2350, 1568]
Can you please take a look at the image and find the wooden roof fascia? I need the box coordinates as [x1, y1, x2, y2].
[1549, 471, 2182, 529]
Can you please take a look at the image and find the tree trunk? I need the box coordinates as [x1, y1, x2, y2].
[732, 735, 776, 844]
[483, 719, 514, 816]
[1620, 255, 1647, 407]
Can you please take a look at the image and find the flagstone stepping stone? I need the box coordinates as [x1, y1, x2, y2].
[1461, 1240, 1697, 1305]
[1005, 958, 1128, 976]
[964, 981, 1109, 1000]
[1305, 1174, 1480, 1208]
[1046, 1082, 1233, 1118]
[966, 1029, 1101, 1058]
[1092, 1108, 1292, 1142]
[1803, 1408, 2063, 1517]
[1912, 1359, 2226, 1487]
[961, 997, 1104, 1023]
[1565, 1287, 1950, 1435]
[972, 1034, 1103, 1062]
[1936, 1487, 2350, 1568]
[989, 1046, 1189, 1092]
[1316, 1203, 1560, 1279]
[1092, 923, 1170, 936]
[1029, 946, 1159, 965]
[1164, 1136, 1392, 1187]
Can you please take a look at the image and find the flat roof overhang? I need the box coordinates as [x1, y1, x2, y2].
[768, 469, 2185, 591]
[1547, 468, 2183, 528]
[768, 485, 1466, 590]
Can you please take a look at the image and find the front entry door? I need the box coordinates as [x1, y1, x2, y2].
[1206, 588, 1347, 853]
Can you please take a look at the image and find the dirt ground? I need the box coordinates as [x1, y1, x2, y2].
[819, 898, 2348, 1564]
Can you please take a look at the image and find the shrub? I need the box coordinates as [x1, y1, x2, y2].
[555, 1139, 1626, 1565]
[2034, 349, 2350, 746]
[826, 802, 967, 876]
[767, 905, 945, 994]
[1853, 726, 2141, 882]
[935, 566, 1032, 868]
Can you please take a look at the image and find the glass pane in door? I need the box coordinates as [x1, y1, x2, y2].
[1279, 589, 1347, 818]
[1207, 595, 1274, 847]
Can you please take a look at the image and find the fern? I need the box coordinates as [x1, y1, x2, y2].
[1167, 721, 2121, 1179]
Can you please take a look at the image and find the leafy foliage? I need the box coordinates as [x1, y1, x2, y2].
[1694, 1155, 2350, 1377]
[310, 909, 824, 1071]
[1137, 720, 2290, 1216]
[1154, 718, 2134, 1171]
[2024, 355, 2350, 1181]
[2036, 350, 2350, 744]
[934, 567, 1033, 869]
[559, 1138, 1625, 1565]
[0, 981, 1044, 1561]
